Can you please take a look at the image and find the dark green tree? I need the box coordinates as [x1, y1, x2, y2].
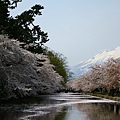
[45, 49, 73, 84]
[0, 0, 49, 53]
[0, 0, 9, 33]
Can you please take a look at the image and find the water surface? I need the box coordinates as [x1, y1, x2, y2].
[0, 93, 120, 120]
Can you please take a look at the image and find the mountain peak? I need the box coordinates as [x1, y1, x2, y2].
[71, 46, 120, 78]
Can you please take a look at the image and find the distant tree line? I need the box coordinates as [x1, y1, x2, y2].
[69, 58, 120, 96]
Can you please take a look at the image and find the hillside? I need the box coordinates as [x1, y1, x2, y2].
[71, 47, 120, 78]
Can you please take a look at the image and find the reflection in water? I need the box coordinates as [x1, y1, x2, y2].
[64, 106, 89, 120]
[0, 94, 120, 120]
[75, 103, 120, 120]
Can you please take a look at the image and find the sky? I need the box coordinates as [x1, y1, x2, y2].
[11, 0, 120, 66]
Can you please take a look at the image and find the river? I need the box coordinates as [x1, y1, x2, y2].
[0, 93, 120, 120]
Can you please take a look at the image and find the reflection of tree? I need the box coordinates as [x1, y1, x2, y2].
[54, 107, 67, 120]
[28, 106, 67, 120]
[0, 99, 67, 120]
[75, 103, 120, 120]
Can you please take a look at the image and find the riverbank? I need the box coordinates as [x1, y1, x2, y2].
[87, 93, 120, 102]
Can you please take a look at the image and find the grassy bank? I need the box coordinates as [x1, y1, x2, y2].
[88, 93, 120, 102]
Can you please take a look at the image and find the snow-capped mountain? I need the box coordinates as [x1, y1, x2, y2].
[71, 46, 120, 78]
